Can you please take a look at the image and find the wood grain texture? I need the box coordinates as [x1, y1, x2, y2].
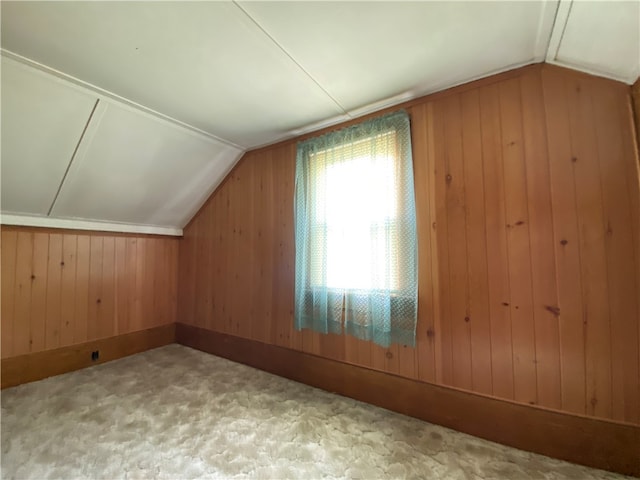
[176, 323, 640, 477]
[441, 94, 473, 391]
[520, 70, 562, 411]
[542, 66, 640, 423]
[412, 103, 437, 384]
[74, 235, 91, 345]
[460, 89, 492, 396]
[1, 231, 18, 358]
[60, 235, 78, 346]
[30, 233, 49, 353]
[479, 82, 515, 401]
[542, 69, 588, 416]
[1, 227, 179, 358]
[592, 81, 640, 423]
[1, 323, 175, 389]
[631, 78, 640, 153]
[177, 64, 640, 424]
[621, 81, 640, 427]
[499, 77, 537, 406]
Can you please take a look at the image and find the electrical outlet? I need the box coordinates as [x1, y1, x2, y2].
[91, 350, 99, 361]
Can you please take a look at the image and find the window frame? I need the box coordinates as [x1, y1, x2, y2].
[305, 127, 404, 294]
[294, 109, 418, 347]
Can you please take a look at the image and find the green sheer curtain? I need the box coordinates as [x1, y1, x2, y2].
[294, 110, 418, 347]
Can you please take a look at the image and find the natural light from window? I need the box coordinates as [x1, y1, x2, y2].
[311, 133, 399, 291]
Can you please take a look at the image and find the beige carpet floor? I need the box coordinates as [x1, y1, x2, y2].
[0, 344, 630, 480]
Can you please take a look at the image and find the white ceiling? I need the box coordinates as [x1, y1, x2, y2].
[1, 56, 243, 235]
[548, 1, 640, 82]
[1, 58, 97, 215]
[1, 1, 638, 235]
[50, 101, 241, 229]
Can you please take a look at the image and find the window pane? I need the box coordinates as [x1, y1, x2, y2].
[311, 132, 399, 291]
[294, 109, 418, 348]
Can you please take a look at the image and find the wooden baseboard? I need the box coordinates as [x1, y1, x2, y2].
[176, 322, 640, 477]
[1, 324, 176, 389]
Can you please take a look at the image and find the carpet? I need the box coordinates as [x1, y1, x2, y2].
[1, 344, 630, 479]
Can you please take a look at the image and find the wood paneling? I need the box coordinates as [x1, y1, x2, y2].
[461, 89, 492, 396]
[479, 82, 515, 401]
[1, 226, 179, 359]
[521, 71, 562, 411]
[178, 64, 639, 425]
[74, 235, 91, 344]
[176, 323, 640, 477]
[2, 323, 175, 389]
[499, 77, 538, 406]
[631, 78, 640, 152]
[60, 235, 77, 346]
[30, 233, 48, 353]
[412, 104, 437, 383]
[441, 93, 473, 391]
[542, 67, 640, 423]
[1, 231, 18, 358]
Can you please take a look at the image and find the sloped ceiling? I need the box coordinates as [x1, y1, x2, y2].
[1, 56, 243, 235]
[1, 1, 638, 235]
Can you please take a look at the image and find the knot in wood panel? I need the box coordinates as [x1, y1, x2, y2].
[544, 305, 561, 317]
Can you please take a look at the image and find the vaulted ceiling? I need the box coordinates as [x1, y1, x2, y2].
[1, 1, 638, 235]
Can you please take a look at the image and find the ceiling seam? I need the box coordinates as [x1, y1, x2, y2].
[1, 49, 245, 151]
[543, 1, 562, 59]
[47, 98, 100, 216]
[547, 0, 574, 62]
[533, 0, 560, 61]
[232, 1, 349, 117]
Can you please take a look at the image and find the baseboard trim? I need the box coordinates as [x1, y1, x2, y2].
[175, 323, 640, 477]
[1, 324, 176, 389]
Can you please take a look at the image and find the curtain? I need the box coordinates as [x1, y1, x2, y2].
[294, 110, 418, 347]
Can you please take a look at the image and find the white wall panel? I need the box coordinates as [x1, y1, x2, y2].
[51, 101, 242, 228]
[554, 1, 639, 84]
[1, 1, 344, 148]
[1, 56, 97, 215]
[237, 1, 551, 113]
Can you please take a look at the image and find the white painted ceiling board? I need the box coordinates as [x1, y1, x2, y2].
[1, 0, 638, 234]
[0, 1, 344, 148]
[1, 56, 98, 216]
[237, 1, 553, 113]
[51, 101, 243, 228]
[553, 1, 640, 84]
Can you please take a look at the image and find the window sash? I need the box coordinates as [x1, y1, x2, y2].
[305, 128, 405, 293]
[294, 109, 418, 347]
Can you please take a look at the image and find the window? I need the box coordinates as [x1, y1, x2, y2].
[294, 110, 418, 347]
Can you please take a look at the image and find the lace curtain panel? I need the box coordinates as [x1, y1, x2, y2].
[294, 110, 418, 347]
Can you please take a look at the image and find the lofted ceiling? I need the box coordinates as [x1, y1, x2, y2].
[1, 1, 638, 235]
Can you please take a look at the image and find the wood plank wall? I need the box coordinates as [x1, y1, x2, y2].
[632, 78, 640, 150]
[1, 226, 179, 359]
[179, 64, 640, 424]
